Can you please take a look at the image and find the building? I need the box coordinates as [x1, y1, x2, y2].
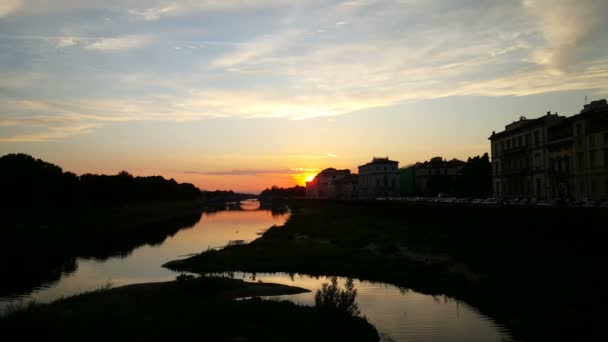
[413, 157, 466, 196]
[305, 168, 356, 199]
[357, 157, 399, 199]
[489, 99, 608, 200]
[489, 112, 563, 198]
[569, 100, 608, 200]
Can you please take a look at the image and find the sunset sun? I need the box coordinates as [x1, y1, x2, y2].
[305, 174, 315, 183]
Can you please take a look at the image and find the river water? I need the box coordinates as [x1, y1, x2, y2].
[1, 199, 515, 341]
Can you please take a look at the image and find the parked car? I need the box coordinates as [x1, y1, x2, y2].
[537, 199, 560, 207]
[481, 198, 500, 205]
[582, 200, 598, 208]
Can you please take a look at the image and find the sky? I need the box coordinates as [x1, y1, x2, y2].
[1, 0, 607, 193]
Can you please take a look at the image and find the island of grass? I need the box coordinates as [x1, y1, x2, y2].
[164, 199, 606, 341]
[0, 276, 379, 341]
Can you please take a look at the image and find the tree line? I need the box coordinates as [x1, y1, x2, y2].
[259, 185, 306, 198]
[0, 153, 201, 206]
[426, 153, 492, 197]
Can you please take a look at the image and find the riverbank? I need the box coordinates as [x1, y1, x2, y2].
[1, 200, 205, 297]
[0, 276, 379, 341]
[165, 199, 605, 341]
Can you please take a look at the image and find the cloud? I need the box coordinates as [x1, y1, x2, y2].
[0, 123, 102, 143]
[181, 168, 320, 176]
[85, 35, 150, 51]
[0, 0, 22, 17]
[523, 0, 608, 70]
[211, 30, 302, 68]
[2, 0, 608, 144]
[128, 4, 179, 21]
[55, 36, 78, 47]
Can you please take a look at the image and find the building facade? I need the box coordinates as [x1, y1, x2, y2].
[490, 99, 608, 200]
[357, 157, 399, 199]
[305, 168, 357, 199]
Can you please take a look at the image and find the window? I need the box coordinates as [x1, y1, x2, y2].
[589, 135, 596, 148]
[534, 153, 541, 169]
[534, 131, 539, 146]
[535, 178, 541, 195]
[518, 136, 523, 147]
[495, 161, 500, 175]
[604, 132, 608, 145]
[524, 134, 529, 146]
[590, 150, 597, 168]
[576, 123, 582, 136]
[501, 141, 505, 152]
[605, 150, 608, 168]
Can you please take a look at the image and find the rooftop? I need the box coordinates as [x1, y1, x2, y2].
[359, 157, 399, 168]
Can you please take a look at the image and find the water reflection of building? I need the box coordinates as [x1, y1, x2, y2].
[490, 99, 608, 200]
[358, 157, 400, 199]
[306, 168, 358, 199]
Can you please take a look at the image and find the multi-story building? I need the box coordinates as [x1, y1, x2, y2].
[357, 157, 399, 199]
[570, 100, 608, 200]
[490, 99, 608, 200]
[489, 112, 563, 198]
[305, 168, 355, 199]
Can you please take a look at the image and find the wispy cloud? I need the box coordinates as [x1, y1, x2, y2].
[0, 123, 102, 143]
[128, 4, 179, 21]
[85, 35, 150, 51]
[211, 30, 302, 68]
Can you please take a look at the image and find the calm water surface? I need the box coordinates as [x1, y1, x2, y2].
[1, 200, 515, 341]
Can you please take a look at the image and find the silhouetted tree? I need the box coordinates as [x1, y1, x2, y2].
[455, 153, 492, 197]
[0, 153, 201, 207]
[259, 185, 306, 198]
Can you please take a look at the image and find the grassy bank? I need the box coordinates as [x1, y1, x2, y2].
[165, 199, 606, 341]
[0, 276, 379, 341]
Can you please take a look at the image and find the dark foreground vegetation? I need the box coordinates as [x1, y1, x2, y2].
[0, 276, 378, 341]
[166, 199, 606, 341]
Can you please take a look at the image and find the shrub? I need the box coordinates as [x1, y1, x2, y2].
[314, 277, 360, 317]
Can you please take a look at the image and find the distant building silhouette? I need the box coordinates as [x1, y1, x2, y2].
[414, 157, 466, 196]
[306, 168, 358, 199]
[357, 157, 399, 199]
[489, 99, 608, 200]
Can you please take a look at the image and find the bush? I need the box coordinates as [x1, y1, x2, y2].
[314, 277, 360, 317]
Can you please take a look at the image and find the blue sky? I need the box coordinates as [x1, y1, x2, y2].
[1, 0, 607, 192]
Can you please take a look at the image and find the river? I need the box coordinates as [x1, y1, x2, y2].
[1, 199, 515, 341]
